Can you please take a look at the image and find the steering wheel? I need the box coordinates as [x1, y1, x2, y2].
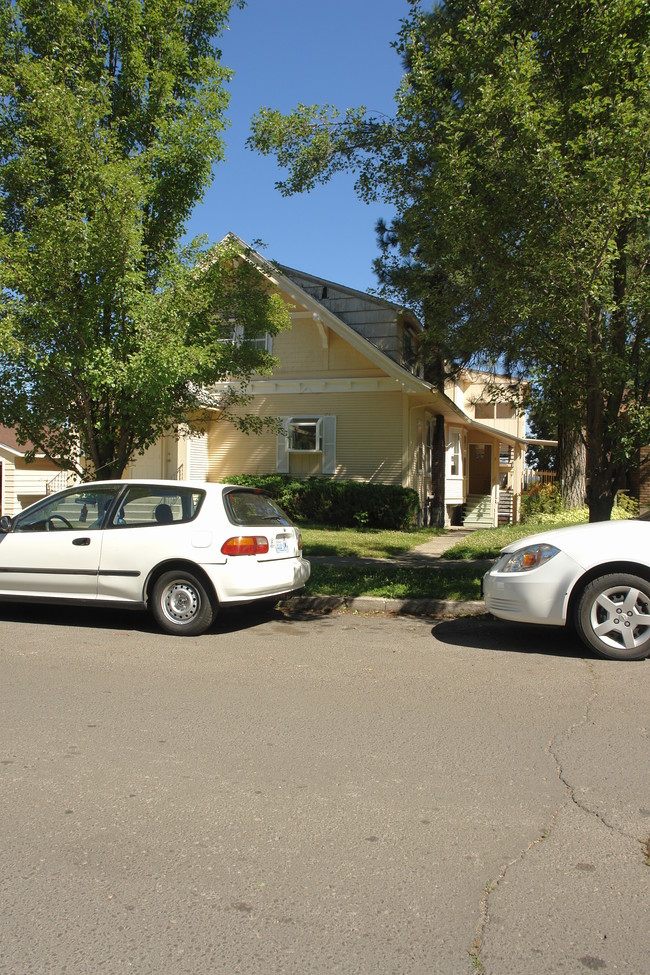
[46, 514, 73, 531]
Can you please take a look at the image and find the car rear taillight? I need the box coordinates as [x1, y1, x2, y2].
[297, 531, 303, 552]
[221, 535, 269, 556]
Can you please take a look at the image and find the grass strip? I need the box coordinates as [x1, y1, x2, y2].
[305, 563, 483, 601]
[441, 508, 635, 561]
[301, 525, 444, 559]
[440, 525, 536, 560]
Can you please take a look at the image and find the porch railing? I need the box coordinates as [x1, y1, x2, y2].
[46, 471, 78, 494]
[523, 469, 556, 490]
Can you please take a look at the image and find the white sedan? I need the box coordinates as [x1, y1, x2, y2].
[0, 480, 310, 636]
[483, 519, 650, 661]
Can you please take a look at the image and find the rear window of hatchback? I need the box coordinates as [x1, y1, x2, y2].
[223, 489, 293, 528]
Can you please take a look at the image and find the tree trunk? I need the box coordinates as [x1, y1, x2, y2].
[429, 413, 446, 528]
[587, 464, 617, 522]
[557, 425, 586, 509]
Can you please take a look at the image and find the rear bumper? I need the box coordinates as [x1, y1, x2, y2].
[206, 556, 311, 603]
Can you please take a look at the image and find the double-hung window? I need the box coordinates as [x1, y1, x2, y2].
[220, 321, 272, 354]
[287, 417, 323, 453]
[277, 415, 337, 475]
[447, 429, 462, 478]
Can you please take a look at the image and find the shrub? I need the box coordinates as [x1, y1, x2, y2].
[520, 482, 563, 522]
[226, 475, 420, 530]
[615, 491, 640, 517]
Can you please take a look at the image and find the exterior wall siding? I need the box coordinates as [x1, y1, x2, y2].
[272, 316, 328, 374]
[208, 390, 405, 485]
[448, 373, 527, 440]
[279, 270, 416, 369]
[3, 457, 59, 515]
[1, 459, 14, 516]
[271, 315, 385, 378]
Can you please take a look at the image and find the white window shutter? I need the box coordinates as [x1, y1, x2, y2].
[276, 417, 289, 473]
[188, 433, 208, 482]
[322, 415, 337, 474]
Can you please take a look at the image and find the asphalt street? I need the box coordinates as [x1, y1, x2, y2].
[1, 602, 648, 975]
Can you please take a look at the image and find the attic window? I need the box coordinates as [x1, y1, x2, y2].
[220, 322, 272, 353]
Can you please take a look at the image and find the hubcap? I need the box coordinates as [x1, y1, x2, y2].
[161, 581, 200, 625]
[590, 585, 650, 651]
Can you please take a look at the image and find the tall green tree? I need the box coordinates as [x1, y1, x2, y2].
[0, 0, 287, 480]
[250, 0, 650, 521]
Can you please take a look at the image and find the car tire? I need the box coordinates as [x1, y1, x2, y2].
[150, 570, 217, 636]
[574, 573, 650, 661]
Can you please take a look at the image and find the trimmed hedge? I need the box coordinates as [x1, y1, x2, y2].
[226, 475, 420, 530]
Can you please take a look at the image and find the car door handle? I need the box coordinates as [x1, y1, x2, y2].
[72, 537, 91, 546]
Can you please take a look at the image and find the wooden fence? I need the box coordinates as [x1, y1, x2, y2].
[522, 469, 556, 491]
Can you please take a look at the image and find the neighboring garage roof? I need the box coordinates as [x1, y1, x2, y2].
[0, 425, 37, 457]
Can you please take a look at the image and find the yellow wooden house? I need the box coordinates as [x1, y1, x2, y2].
[130, 236, 532, 527]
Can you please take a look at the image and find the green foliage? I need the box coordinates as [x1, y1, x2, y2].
[0, 0, 288, 480]
[520, 483, 563, 522]
[249, 0, 650, 522]
[226, 475, 420, 530]
[615, 491, 640, 517]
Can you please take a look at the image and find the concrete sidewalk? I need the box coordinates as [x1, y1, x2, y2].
[285, 528, 491, 618]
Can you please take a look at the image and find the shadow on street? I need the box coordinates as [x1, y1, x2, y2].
[0, 600, 304, 637]
[431, 615, 592, 659]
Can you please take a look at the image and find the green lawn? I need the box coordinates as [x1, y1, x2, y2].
[300, 524, 445, 559]
[303, 563, 483, 600]
[299, 508, 633, 601]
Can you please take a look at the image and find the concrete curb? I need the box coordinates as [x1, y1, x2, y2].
[282, 594, 487, 618]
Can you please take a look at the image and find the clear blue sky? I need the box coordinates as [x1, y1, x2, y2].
[184, 0, 409, 294]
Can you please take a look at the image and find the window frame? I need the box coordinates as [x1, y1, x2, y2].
[286, 416, 324, 454]
[12, 484, 123, 533]
[108, 485, 205, 529]
[222, 322, 273, 354]
[446, 428, 463, 479]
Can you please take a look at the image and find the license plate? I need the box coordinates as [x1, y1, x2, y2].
[275, 537, 289, 554]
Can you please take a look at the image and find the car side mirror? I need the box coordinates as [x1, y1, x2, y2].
[0, 515, 13, 533]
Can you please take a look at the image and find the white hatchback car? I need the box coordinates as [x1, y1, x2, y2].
[483, 519, 650, 661]
[0, 480, 310, 635]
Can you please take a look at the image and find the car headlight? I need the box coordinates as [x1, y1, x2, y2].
[500, 543, 560, 573]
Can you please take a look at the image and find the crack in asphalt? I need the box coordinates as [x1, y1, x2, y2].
[469, 657, 606, 974]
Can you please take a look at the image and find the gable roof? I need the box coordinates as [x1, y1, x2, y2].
[221, 234, 466, 416]
[221, 234, 537, 442]
[279, 265, 422, 333]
